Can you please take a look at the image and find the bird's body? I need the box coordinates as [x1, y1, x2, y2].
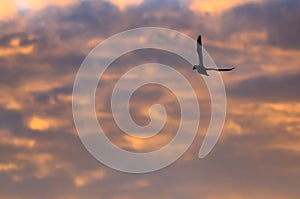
[193, 35, 235, 75]
[194, 65, 209, 76]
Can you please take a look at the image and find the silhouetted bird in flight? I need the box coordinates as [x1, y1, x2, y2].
[193, 35, 235, 76]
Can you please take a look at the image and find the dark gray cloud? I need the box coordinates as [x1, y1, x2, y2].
[32, 85, 73, 105]
[0, 107, 24, 133]
[222, 0, 300, 49]
[228, 72, 300, 101]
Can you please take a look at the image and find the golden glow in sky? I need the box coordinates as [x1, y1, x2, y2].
[189, 0, 263, 13]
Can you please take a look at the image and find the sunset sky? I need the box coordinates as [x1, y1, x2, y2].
[1, 0, 300, 198]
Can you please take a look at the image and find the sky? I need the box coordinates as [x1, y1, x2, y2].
[1, 0, 300, 198]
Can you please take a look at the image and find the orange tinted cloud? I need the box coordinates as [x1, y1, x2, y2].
[1, 137, 35, 148]
[16, 153, 56, 178]
[189, 0, 263, 13]
[0, 1, 16, 20]
[0, 130, 36, 148]
[0, 0, 77, 20]
[0, 163, 21, 172]
[228, 102, 300, 132]
[0, 44, 34, 55]
[73, 169, 106, 187]
[108, 0, 143, 10]
[223, 119, 242, 135]
[29, 116, 50, 131]
[28, 115, 69, 131]
[1, 46, 33, 55]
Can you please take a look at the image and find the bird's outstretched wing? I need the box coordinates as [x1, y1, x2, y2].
[217, 67, 235, 71]
[206, 67, 235, 71]
[197, 35, 204, 66]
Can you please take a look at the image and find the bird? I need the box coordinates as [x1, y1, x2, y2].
[193, 35, 235, 76]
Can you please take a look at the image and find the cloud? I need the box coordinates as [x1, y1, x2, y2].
[0, 107, 24, 133]
[0, 163, 22, 172]
[28, 116, 51, 131]
[228, 72, 300, 101]
[188, 0, 263, 14]
[73, 169, 106, 187]
[0, 0, 78, 20]
[222, 0, 300, 49]
[223, 119, 242, 135]
[0, 130, 36, 148]
[108, 0, 144, 10]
